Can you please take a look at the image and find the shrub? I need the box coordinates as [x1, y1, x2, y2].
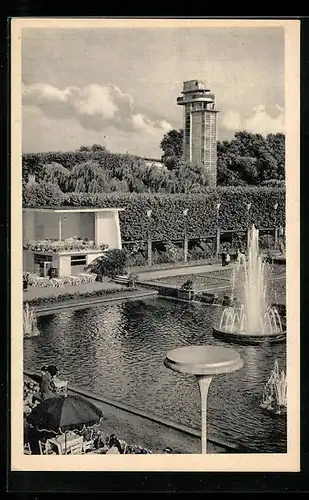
[87, 249, 128, 279]
[165, 242, 184, 263]
[127, 252, 147, 267]
[259, 234, 275, 250]
[188, 246, 208, 261]
[152, 250, 172, 265]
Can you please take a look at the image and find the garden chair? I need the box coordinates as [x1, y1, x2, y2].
[24, 442, 31, 455]
[49, 278, 59, 288]
[82, 439, 95, 453]
[39, 277, 50, 287]
[69, 275, 81, 286]
[27, 273, 37, 286]
[38, 440, 47, 455]
[68, 442, 83, 455]
[77, 273, 89, 284]
[43, 439, 60, 455]
[62, 276, 72, 287]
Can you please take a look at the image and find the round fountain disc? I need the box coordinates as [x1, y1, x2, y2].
[164, 345, 243, 376]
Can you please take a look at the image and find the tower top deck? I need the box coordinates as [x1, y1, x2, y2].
[177, 79, 216, 106]
[182, 80, 210, 94]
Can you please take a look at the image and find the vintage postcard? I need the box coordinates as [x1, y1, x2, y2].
[10, 18, 300, 473]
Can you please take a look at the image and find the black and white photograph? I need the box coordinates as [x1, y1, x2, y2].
[10, 18, 300, 472]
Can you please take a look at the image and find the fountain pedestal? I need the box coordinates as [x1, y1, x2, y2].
[212, 326, 286, 345]
[164, 345, 243, 454]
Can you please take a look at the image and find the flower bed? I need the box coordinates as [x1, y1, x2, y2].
[152, 270, 232, 289]
[23, 377, 41, 416]
[80, 427, 153, 454]
[26, 287, 136, 307]
[23, 238, 108, 253]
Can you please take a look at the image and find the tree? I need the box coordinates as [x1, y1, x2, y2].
[217, 131, 285, 186]
[42, 163, 71, 192]
[174, 161, 211, 193]
[68, 161, 111, 193]
[23, 181, 65, 207]
[142, 164, 169, 193]
[160, 129, 183, 170]
[266, 133, 285, 180]
[78, 144, 108, 152]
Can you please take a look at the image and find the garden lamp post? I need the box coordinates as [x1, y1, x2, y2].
[216, 203, 221, 257]
[246, 203, 252, 249]
[164, 346, 243, 454]
[274, 203, 278, 250]
[58, 215, 62, 242]
[183, 209, 189, 263]
[146, 210, 152, 267]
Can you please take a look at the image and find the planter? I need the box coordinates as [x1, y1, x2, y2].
[177, 289, 194, 301]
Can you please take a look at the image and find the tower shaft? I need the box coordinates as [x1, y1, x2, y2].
[177, 80, 219, 186]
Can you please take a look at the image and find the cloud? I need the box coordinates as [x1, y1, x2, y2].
[221, 111, 242, 131]
[244, 105, 285, 134]
[22, 82, 172, 136]
[221, 105, 285, 135]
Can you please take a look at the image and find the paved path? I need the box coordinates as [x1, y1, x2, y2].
[23, 280, 123, 302]
[136, 263, 237, 281]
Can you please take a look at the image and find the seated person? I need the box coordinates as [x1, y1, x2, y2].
[48, 365, 68, 396]
[40, 366, 55, 401]
[107, 434, 123, 453]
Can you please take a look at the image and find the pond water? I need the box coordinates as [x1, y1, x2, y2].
[24, 293, 287, 453]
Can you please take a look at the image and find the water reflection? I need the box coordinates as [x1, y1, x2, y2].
[24, 297, 286, 452]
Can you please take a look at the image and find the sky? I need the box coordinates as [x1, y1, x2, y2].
[22, 25, 285, 157]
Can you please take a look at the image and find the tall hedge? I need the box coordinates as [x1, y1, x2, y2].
[30, 187, 286, 241]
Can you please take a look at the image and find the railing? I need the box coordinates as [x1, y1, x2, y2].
[177, 93, 215, 103]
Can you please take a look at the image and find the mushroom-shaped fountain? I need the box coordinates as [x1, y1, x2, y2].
[164, 345, 243, 454]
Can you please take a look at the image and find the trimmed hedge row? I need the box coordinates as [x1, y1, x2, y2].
[59, 188, 285, 241]
[25, 287, 135, 307]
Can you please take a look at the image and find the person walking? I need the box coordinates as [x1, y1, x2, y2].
[23, 273, 29, 291]
[225, 252, 231, 266]
[221, 251, 227, 267]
